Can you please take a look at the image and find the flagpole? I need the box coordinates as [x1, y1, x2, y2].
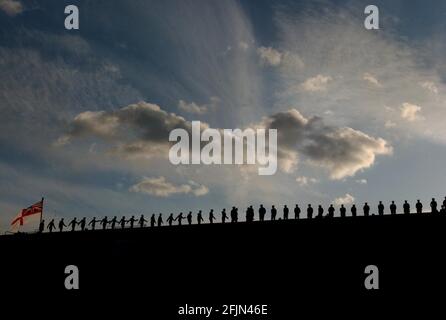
[40, 197, 44, 224]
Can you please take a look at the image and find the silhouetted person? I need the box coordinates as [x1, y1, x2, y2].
[340, 205, 346, 218]
[47, 219, 56, 233]
[416, 200, 423, 214]
[128, 215, 137, 228]
[317, 205, 324, 218]
[431, 198, 438, 213]
[68, 217, 78, 232]
[39, 219, 45, 233]
[175, 212, 185, 226]
[197, 210, 204, 225]
[150, 214, 156, 227]
[167, 213, 174, 226]
[187, 211, 193, 225]
[246, 206, 254, 222]
[307, 204, 313, 219]
[351, 205, 357, 217]
[390, 201, 397, 215]
[327, 204, 335, 218]
[294, 204, 301, 219]
[271, 205, 277, 221]
[78, 217, 87, 231]
[109, 216, 117, 229]
[363, 203, 370, 217]
[58, 218, 66, 232]
[440, 205, 446, 214]
[138, 214, 147, 228]
[221, 209, 228, 223]
[283, 205, 289, 220]
[378, 201, 384, 216]
[88, 217, 98, 230]
[259, 205, 266, 221]
[100, 216, 108, 230]
[119, 216, 126, 229]
[230, 207, 236, 223]
[403, 201, 410, 215]
[209, 210, 216, 224]
[157, 214, 163, 227]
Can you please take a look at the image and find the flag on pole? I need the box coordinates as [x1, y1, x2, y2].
[11, 199, 44, 227]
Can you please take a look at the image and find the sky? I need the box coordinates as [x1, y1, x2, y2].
[1, 0, 446, 232]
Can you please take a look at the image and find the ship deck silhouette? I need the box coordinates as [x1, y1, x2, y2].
[1, 213, 445, 315]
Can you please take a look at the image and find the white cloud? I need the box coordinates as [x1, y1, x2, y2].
[178, 100, 208, 115]
[296, 176, 318, 186]
[334, 193, 355, 206]
[257, 46, 283, 66]
[356, 179, 367, 184]
[420, 81, 438, 94]
[301, 74, 332, 92]
[259, 109, 392, 179]
[239, 41, 249, 51]
[363, 72, 381, 87]
[129, 176, 208, 197]
[0, 0, 23, 16]
[400, 102, 422, 122]
[385, 120, 397, 128]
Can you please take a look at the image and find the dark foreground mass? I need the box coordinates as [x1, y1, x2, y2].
[1, 214, 444, 317]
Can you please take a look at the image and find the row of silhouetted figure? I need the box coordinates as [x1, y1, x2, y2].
[38, 197, 446, 233]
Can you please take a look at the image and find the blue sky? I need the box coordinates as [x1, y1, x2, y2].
[1, 0, 446, 231]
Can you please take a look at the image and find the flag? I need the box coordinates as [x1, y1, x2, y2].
[11, 199, 44, 227]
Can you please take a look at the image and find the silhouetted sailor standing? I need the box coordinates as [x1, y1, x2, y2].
[317, 205, 324, 218]
[58, 218, 66, 232]
[176, 212, 185, 226]
[431, 198, 438, 213]
[100, 216, 108, 230]
[187, 211, 193, 225]
[271, 205, 277, 220]
[416, 200, 423, 214]
[283, 205, 289, 220]
[197, 210, 204, 225]
[378, 201, 384, 216]
[157, 214, 163, 227]
[128, 215, 136, 228]
[340, 205, 346, 218]
[88, 217, 98, 230]
[138, 214, 147, 228]
[221, 209, 228, 223]
[363, 203, 370, 217]
[307, 204, 313, 219]
[68, 217, 78, 231]
[259, 205, 266, 221]
[230, 207, 236, 223]
[110, 216, 118, 229]
[150, 214, 156, 227]
[351, 204, 357, 217]
[167, 213, 174, 226]
[209, 210, 216, 224]
[79, 217, 86, 231]
[327, 204, 335, 218]
[403, 201, 410, 215]
[119, 216, 126, 229]
[47, 219, 56, 233]
[294, 204, 300, 219]
[390, 201, 397, 215]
